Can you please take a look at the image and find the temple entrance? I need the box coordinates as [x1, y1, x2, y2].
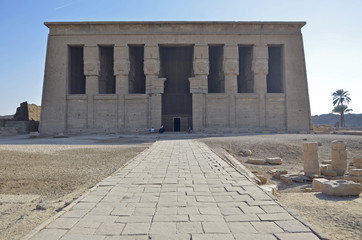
[160, 46, 193, 132]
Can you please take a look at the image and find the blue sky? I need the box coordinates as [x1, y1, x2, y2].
[0, 0, 361, 115]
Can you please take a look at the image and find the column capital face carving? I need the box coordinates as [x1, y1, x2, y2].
[84, 59, 100, 76]
[193, 59, 209, 75]
[223, 59, 239, 75]
[144, 59, 160, 75]
[252, 59, 268, 75]
[114, 59, 130, 76]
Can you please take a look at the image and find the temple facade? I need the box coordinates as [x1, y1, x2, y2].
[39, 21, 311, 135]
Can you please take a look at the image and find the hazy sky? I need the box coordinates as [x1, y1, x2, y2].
[0, 0, 361, 115]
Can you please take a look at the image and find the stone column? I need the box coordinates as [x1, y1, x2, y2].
[331, 140, 347, 176]
[223, 45, 239, 128]
[114, 45, 130, 129]
[302, 142, 320, 177]
[144, 45, 165, 128]
[84, 45, 100, 129]
[189, 44, 209, 131]
[252, 45, 268, 129]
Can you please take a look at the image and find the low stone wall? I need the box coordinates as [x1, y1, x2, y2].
[4, 120, 39, 134]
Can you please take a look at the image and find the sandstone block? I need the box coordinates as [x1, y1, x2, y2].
[353, 158, 362, 168]
[266, 157, 283, 165]
[312, 178, 329, 192]
[331, 150, 347, 161]
[246, 159, 265, 165]
[260, 184, 278, 196]
[349, 169, 362, 177]
[302, 142, 318, 152]
[344, 175, 362, 184]
[269, 169, 288, 179]
[321, 180, 362, 196]
[331, 140, 346, 150]
[280, 175, 293, 185]
[238, 149, 252, 157]
[322, 169, 337, 177]
[256, 175, 267, 184]
[291, 175, 311, 183]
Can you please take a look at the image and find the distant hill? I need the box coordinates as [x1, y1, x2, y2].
[312, 113, 362, 127]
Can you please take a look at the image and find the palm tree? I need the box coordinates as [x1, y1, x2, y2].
[332, 104, 352, 127]
[332, 89, 351, 106]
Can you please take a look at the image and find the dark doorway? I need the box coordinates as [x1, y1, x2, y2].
[173, 117, 181, 132]
[160, 46, 193, 132]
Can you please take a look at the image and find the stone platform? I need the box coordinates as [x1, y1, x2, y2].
[27, 140, 321, 240]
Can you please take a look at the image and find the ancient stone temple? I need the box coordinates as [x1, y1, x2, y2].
[39, 21, 311, 135]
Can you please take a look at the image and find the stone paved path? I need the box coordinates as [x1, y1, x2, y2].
[29, 140, 320, 240]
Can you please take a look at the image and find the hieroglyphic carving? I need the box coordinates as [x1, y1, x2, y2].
[114, 59, 130, 76]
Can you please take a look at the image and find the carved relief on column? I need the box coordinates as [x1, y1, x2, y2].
[144, 45, 164, 94]
[114, 45, 130, 95]
[190, 44, 209, 94]
[223, 45, 239, 94]
[252, 45, 268, 94]
[252, 44, 268, 129]
[84, 46, 100, 77]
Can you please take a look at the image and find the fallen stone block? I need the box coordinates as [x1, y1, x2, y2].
[246, 158, 265, 165]
[53, 132, 69, 138]
[266, 157, 283, 165]
[321, 180, 362, 196]
[344, 175, 362, 184]
[349, 169, 362, 177]
[291, 175, 312, 183]
[353, 158, 362, 168]
[303, 188, 313, 192]
[256, 175, 267, 184]
[238, 149, 252, 157]
[312, 178, 329, 192]
[269, 169, 288, 179]
[260, 184, 278, 196]
[280, 174, 293, 185]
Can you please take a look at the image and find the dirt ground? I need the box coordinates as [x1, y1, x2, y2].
[201, 133, 362, 240]
[0, 135, 154, 240]
[0, 133, 361, 240]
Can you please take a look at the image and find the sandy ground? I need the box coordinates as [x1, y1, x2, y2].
[201, 133, 362, 240]
[0, 133, 361, 240]
[0, 135, 154, 240]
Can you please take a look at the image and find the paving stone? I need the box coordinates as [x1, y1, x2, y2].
[257, 213, 294, 221]
[177, 222, 203, 234]
[225, 214, 260, 222]
[94, 222, 125, 235]
[234, 233, 277, 240]
[149, 222, 176, 235]
[148, 234, 191, 240]
[191, 234, 235, 240]
[122, 223, 150, 235]
[275, 220, 311, 232]
[274, 232, 320, 240]
[198, 207, 221, 215]
[227, 222, 258, 233]
[105, 236, 148, 240]
[31, 229, 67, 240]
[202, 222, 230, 233]
[260, 205, 287, 213]
[61, 234, 106, 240]
[46, 217, 79, 229]
[133, 207, 155, 216]
[251, 222, 284, 233]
